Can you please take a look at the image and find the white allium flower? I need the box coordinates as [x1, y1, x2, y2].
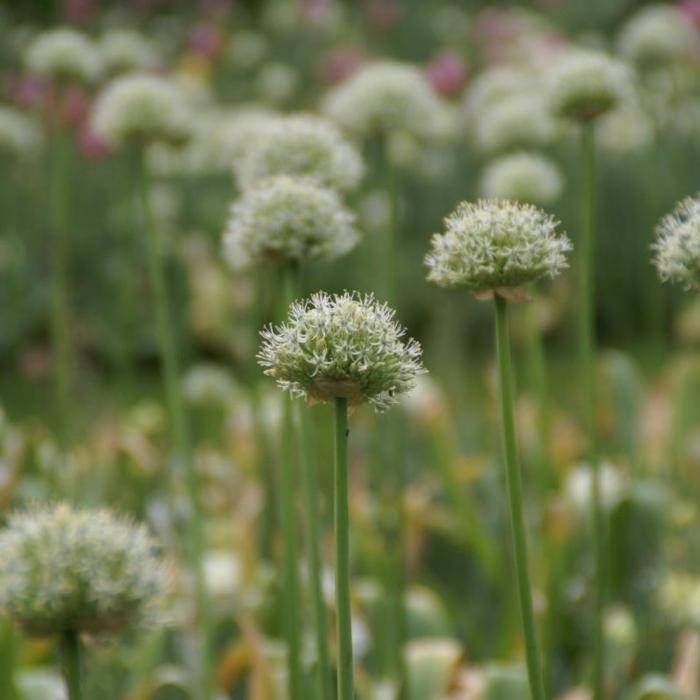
[425, 199, 571, 298]
[323, 61, 451, 140]
[596, 102, 654, 155]
[462, 65, 534, 121]
[480, 152, 564, 205]
[223, 175, 360, 270]
[24, 27, 100, 84]
[618, 4, 699, 69]
[235, 113, 364, 192]
[564, 462, 626, 515]
[183, 364, 237, 407]
[653, 194, 700, 291]
[99, 28, 161, 76]
[547, 50, 633, 123]
[0, 106, 41, 159]
[472, 95, 559, 153]
[0, 503, 169, 636]
[258, 291, 426, 411]
[256, 63, 299, 105]
[203, 552, 241, 601]
[91, 73, 192, 148]
[216, 106, 280, 167]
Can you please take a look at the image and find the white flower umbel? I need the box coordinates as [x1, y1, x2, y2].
[25, 27, 100, 84]
[91, 73, 191, 148]
[425, 199, 571, 300]
[480, 152, 564, 205]
[653, 193, 700, 291]
[99, 29, 161, 76]
[235, 113, 364, 192]
[223, 175, 360, 270]
[0, 106, 41, 159]
[258, 291, 426, 411]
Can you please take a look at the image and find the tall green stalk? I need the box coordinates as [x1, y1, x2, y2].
[494, 295, 546, 700]
[60, 630, 83, 700]
[137, 155, 211, 700]
[334, 397, 353, 700]
[579, 123, 604, 700]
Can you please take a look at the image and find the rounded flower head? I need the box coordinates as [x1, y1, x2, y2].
[323, 61, 451, 140]
[258, 291, 426, 411]
[425, 199, 571, 299]
[618, 4, 699, 69]
[0, 106, 41, 159]
[0, 503, 169, 637]
[99, 29, 161, 76]
[653, 194, 700, 291]
[235, 113, 364, 192]
[24, 27, 100, 84]
[223, 175, 360, 270]
[91, 74, 191, 149]
[480, 152, 564, 205]
[547, 50, 632, 123]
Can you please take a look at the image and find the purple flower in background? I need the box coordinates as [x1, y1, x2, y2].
[425, 51, 467, 96]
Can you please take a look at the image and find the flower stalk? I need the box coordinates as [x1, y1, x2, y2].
[60, 630, 83, 700]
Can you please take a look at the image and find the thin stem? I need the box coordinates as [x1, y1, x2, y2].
[60, 630, 83, 700]
[298, 404, 333, 700]
[137, 155, 212, 700]
[334, 397, 353, 700]
[494, 295, 546, 700]
[579, 122, 605, 700]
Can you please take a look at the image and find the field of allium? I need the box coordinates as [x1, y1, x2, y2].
[3, 1, 700, 699]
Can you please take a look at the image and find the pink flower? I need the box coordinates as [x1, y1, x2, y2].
[365, 0, 400, 31]
[60, 86, 89, 128]
[317, 48, 365, 85]
[62, 0, 95, 24]
[301, 0, 334, 26]
[425, 51, 467, 96]
[79, 127, 110, 160]
[187, 23, 223, 57]
[12, 75, 52, 110]
[679, 0, 700, 27]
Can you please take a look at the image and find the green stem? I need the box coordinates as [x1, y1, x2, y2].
[60, 630, 83, 700]
[299, 404, 333, 700]
[137, 155, 212, 700]
[494, 295, 546, 700]
[334, 397, 353, 700]
[579, 123, 604, 700]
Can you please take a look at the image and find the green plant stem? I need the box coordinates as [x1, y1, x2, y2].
[299, 403, 333, 700]
[494, 295, 546, 700]
[60, 630, 83, 700]
[48, 124, 73, 445]
[579, 123, 604, 700]
[334, 397, 353, 700]
[137, 155, 212, 700]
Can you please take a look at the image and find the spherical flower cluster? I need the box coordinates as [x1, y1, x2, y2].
[0, 503, 169, 637]
[425, 199, 571, 299]
[235, 114, 364, 192]
[258, 291, 426, 411]
[24, 27, 100, 84]
[480, 152, 564, 205]
[547, 50, 632, 123]
[462, 65, 535, 121]
[0, 106, 41, 159]
[216, 107, 280, 167]
[618, 4, 699, 69]
[596, 102, 654, 155]
[99, 29, 161, 76]
[652, 194, 700, 291]
[223, 175, 360, 270]
[91, 74, 191, 148]
[323, 61, 451, 140]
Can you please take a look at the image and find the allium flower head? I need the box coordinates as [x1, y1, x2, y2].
[462, 65, 534, 120]
[425, 199, 571, 299]
[0, 503, 169, 637]
[480, 152, 564, 205]
[547, 50, 632, 123]
[323, 61, 451, 140]
[653, 194, 700, 290]
[619, 4, 699, 69]
[235, 114, 364, 192]
[223, 175, 360, 270]
[0, 106, 41, 159]
[99, 29, 161, 76]
[24, 27, 100, 84]
[258, 291, 426, 411]
[91, 74, 191, 149]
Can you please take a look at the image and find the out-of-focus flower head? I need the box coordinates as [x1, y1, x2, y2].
[256, 63, 300, 105]
[564, 462, 627, 516]
[258, 291, 426, 411]
[223, 175, 360, 270]
[24, 27, 101, 85]
[596, 100, 654, 155]
[0, 106, 42, 160]
[425, 51, 467, 96]
[234, 113, 364, 192]
[225, 30, 268, 70]
[91, 73, 192, 149]
[323, 61, 452, 141]
[187, 23, 223, 58]
[99, 28, 161, 76]
[480, 152, 564, 205]
[317, 48, 366, 85]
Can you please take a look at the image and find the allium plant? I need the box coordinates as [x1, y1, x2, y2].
[426, 198, 571, 700]
[24, 27, 100, 85]
[0, 504, 169, 700]
[653, 194, 700, 291]
[259, 291, 425, 700]
[98, 29, 161, 76]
